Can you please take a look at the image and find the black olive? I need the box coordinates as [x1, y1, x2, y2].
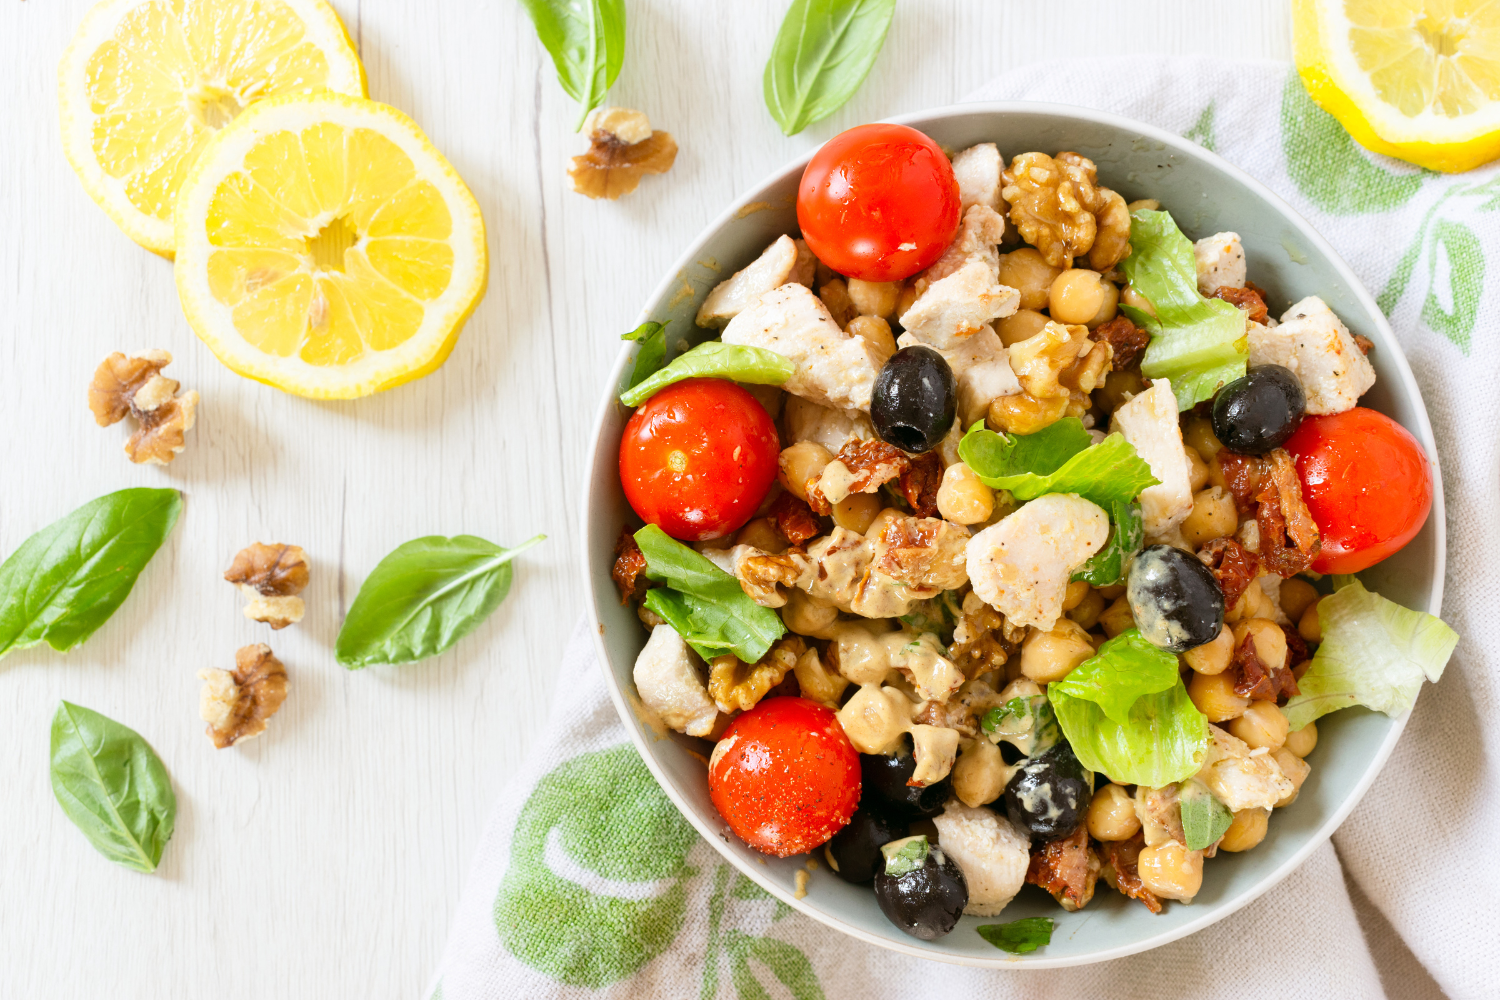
[1211, 364, 1306, 455]
[1003, 740, 1091, 841]
[861, 736, 952, 818]
[1127, 544, 1225, 652]
[872, 835, 968, 940]
[870, 346, 956, 454]
[828, 806, 908, 883]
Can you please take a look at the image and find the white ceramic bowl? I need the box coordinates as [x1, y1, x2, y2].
[580, 103, 1446, 967]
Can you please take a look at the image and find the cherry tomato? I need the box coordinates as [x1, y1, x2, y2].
[618, 378, 779, 541]
[796, 123, 961, 283]
[1283, 407, 1433, 574]
[708, 697, 861, 857]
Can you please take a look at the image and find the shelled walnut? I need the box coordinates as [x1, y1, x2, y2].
[87, 350, 199, 465]
[568, 107, 678, 200]
[198, 644, 289, 749]
[224, 543, 309, 629]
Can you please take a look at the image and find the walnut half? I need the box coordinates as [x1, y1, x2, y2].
[568, 107, 678, 200]
[87, 350, 199, 465]
[198, 644, 289, 749]
[224, 543, 309, 629]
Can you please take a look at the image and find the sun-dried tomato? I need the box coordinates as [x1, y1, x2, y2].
[768, 491, 822, 546]
[1092, 315, 1150, 371]
[1232, 632, 1300, 702]
[898, 452, 944, 518]
[1216, 450, 1268, 514]
[1283, 624, 1310, 676]
[1353, 334, 1374, 356]
[1026, 825, 1098, 911]
[1197, 537, 1261, 610]
[805, 439, 909, 514]
[1255, 450, 1320, 578]
[1098, 832, 1162, 915]
[1208, 285, 1269, 324]
[612, 528, 650, 604]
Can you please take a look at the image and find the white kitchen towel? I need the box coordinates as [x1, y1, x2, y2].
[429, 59, 1498, 1000]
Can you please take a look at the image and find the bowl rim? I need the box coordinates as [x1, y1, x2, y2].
[579, 99, 1447, 968]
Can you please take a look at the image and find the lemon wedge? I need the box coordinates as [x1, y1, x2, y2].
[1294, 0, 1500, 172]
[173, 93, 488, 398]
[59, 0, 367, 256]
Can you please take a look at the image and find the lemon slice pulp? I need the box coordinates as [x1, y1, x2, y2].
[59, 0, 367, 255]
[174, 93, 488, 398]
[1295, 0, 1500, 172]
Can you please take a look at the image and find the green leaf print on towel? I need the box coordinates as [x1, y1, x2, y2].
[1183, 100, 1217, 152]
[1280, 74, 1425, 215]
[726, 930, 824, 1000]
[493, 744, 697, 988]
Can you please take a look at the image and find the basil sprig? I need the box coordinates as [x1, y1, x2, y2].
[1072, 500, 1143, 587]
[635, 525, 784, 663]
[619, 341, 794, 407]
[336, 534, 545, 668]
[50, 701, 176, 873]
[977, 916, 1054, 954]
[518, 0, 626, 128]
[764, 0, 897, 136]
[0, 488, 181, 660]
[1179, 780, 1234, 851]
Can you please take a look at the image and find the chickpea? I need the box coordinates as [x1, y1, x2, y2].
[951, 738, 1006, 808]
[1233, 618, 1288, 675]
[995, 308, 1050, 347]
[1184, 446, 1209, 493]
[847, 314, 896, 365]
[1182, 414, 1224, 462]
[1283, 720, 1318, 758]
[777, 442, 832, 502]
[1120, 284, 1158, 319]
[1181, 487, 1238, 548]
[1188, 670, 1250, 722]
[1136, 841, 1203, 901]
[1126, 198, 1160, 212]
[1020, 619, 1095, 683]
[1206, 453, 1229, 491]
[833, 491, 882, 533]
[1228, 701, 1289, 751]
[1093, 368, 1144, 414]
[847, 278, 901, 319]
[1219, 808, 1270, 852]
[1279, 578, 1320, 624]
[1298, 596, 1324, 643]
[1048, 269, 1108, 325]
[1227, 582, 1275, 625]
[1086, 783, 1142, 841]
[997, 248, 1062, 311]
[1087, 279, 1120, 328]
[936, 463, 994, 525]
[1273, 747, 1311, 807]
[1062, 580, 1091, 612]
[1183, 623, 1235, 675]
[782, 589, 839, 639]
[1098, 583, 1126, 601]
[987, 392, 1068, 435]
[793, 647, 848, 707]
[1067, 588, 1106, 631]
[864, 507, 905, 541]
[1099, 595, 1136, 638]
[734, 517, 786, 554]
[895, 281, 919, 320]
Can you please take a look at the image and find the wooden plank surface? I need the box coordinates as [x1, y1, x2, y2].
[0, 2, 1292, 996]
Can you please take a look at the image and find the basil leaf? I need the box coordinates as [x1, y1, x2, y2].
[1051, 629, 1180, 725]
[1072, 500, 1143, 586]
[880, 835, 929, 877]
[0, 488, 181, 660]
[1179, 779, 1234, 851]
[620, 321, 668, 392]
[619, 341, 795, 407]
[763, 0, 897, 136]
[50, 701, 176, 873]
[518, 0, 626, 128]
[634, 525, 784, 663]
[958, 419, 1159, 507]
[1051, 678, 1209, 787]
[977, 917, 1054, 954]
[981, 697, 1032, 736]
[336, 534, 545, 668]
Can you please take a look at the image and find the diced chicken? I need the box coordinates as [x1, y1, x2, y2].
[696, 235, 799, 328]
[788, 238, 817, 287]
[1197, 724, 1294, 812]
[632, 625, 718, 738]
[1134, 784, 1186, 848]
[952, 143, 1004, 213]
[898, 259, 1020, 351]
[898, 324, 1020, 426]
[966, 494, 1110, 630]
[1110, 378, 1194, 536]
[1193, 232, 1246, 295]
[923, 204, 1008, 286]
[932, 801, 1031, 917]
[1249, 295, 1376, 415]
[782, 395, 877, 452]
[722, 283, 885, 411]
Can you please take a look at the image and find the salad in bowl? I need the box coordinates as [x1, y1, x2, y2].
[594, 115, 1454, 958]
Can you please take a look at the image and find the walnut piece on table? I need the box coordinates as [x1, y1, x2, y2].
[198, 644, 289, 749]
[224, 543, 309, 629]
[568, 107, 678, 200]
[87, 350, 199, 465]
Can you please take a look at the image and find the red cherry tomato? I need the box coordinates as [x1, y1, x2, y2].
[708, 697, 861, 857]
[618, 378, 779, 542]
[1283, 407, 1433, 575]
[796, 123, 961, 283]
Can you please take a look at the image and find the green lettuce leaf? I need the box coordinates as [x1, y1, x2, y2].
[1051, 677, 1209, 786]
[1072, 501, 1143, 586]
[1049, 628, 1180, 725]
[620, 321, 668, 391]
[1179, 779, 1233, 851]
[1282, 578, 1458, 731]
[634, 525, 785, 662]
[957, 419, 1159, 507]
[619, 341, 794, 407]
[1120, 209, 1248, 411]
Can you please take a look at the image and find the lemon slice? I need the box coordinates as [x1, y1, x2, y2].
[1294, 0, 1500, 172]
[173, 93, 488, 398]
[59, 0, 367, 256]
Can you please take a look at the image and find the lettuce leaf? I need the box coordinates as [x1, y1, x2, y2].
[1120, 209, 1248, 411]
[1072, 500, 1142, 586]
[1049, 628, 1180, 725]
[619, 321, 668, 391]
[619, 340, 794, 407]
[1282, 578, 1458, 731]
[634, 525, 785, 662]
[1050, 678, 1209, 786]
[957, 419, 1159, 507]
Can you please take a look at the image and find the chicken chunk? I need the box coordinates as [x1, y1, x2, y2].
[952, 143, 1005, 213]
[1110, 378, 1194, 537]
[723, 283, 885, 411]
[966, 493, 1109, 630]
[1197, 724, 1294, 812]
[898, 325, 1021, 426]
[897, 258, 1020, 351]
[932, 801, 1032, 917]
[922, 204, 1009, 286]
[632, 625, 718, 737]
[782, 395, 877, 452]
[696, 235, 799, 328]
[1249, 296, 1376, 415]
[1193, 231, 1246, 295]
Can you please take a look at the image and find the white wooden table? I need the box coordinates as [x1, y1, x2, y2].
[5, 3, 1430, 997]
